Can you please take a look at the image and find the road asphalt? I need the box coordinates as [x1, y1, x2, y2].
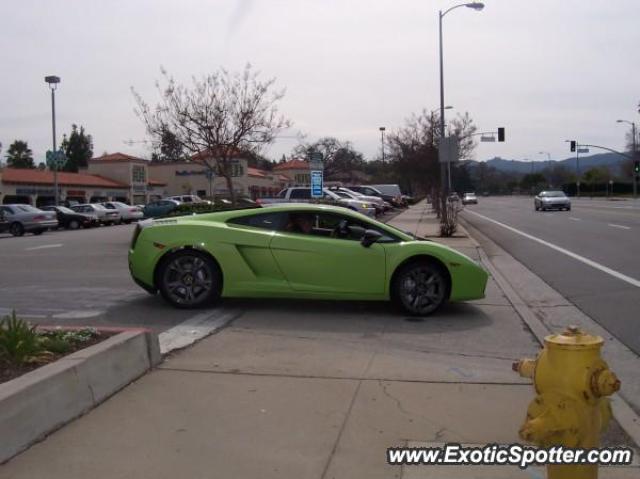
[1, 201, 638, 479]
[460, 196, 640, 356]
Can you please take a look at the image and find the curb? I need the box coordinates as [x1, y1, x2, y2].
[459, 216, 640, 449]
[0, 329, 160, 464]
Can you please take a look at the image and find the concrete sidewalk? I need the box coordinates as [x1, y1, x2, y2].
[1, 201, 637, 479]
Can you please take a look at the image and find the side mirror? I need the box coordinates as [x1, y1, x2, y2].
[361, 229, 382, 248]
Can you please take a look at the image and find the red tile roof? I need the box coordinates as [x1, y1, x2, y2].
[191, 148, 243, 161]
[247, 167, 267, 178]
[148, 179, 166, 186]
[273, 159, 309, 171]
[1, 168, 128, 188]
[91, 152, 147, 163]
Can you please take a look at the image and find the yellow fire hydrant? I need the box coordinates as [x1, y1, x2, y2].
[513, 325, 620, 479]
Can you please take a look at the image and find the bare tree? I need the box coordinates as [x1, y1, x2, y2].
[133, 64, 291, 204]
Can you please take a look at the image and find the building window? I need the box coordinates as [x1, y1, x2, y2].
[295, 173, 310, 185]
[132, 165, 146, 183]
[231, 164, 244, 177]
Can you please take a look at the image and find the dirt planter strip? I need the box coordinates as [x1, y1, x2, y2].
[0, 329, 161, 463]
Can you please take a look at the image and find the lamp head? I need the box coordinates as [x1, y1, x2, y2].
[45, 75, 60, 85]
[466, 2, 485, 11]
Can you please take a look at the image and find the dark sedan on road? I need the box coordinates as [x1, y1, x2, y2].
[534, 191, 571, 211]
[41, 205, 97, 229]
[0, 204, 58, 236]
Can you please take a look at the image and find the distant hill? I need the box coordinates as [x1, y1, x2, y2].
[479, 152, 627, 175]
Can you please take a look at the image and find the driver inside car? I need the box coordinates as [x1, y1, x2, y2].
[286, 213, 314, 234]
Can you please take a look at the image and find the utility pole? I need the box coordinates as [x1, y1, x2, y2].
[45, 75, 61, 205]
[379, 127, 386, 165]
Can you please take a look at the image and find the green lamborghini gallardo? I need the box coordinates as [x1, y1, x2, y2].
[128, 204, 488, 315]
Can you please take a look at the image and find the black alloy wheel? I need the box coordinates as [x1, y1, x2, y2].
[393, 261, 449, 316]
[157, 250, 222, 308]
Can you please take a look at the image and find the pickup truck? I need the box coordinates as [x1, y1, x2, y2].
[257, 187, 377, 217]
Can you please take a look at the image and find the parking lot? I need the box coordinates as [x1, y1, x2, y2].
[0, 209, 404, 332]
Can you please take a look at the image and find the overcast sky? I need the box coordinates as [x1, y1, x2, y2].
[1, 0, 638, 166]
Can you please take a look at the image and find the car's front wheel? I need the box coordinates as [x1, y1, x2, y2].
[9, 222, 24, 237]
[392, 260, 449, 316]
[69, 219, 80, 230]
[157, 250, 222, 309]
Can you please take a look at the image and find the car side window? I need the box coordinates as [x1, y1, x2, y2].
[228, 212, 289, 231]
[289, 188, 310, 199]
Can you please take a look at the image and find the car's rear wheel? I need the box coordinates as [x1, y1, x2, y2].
[157, 250, 222, 309]
[69, 219, 80, 230]
[9, 222, 24, 237]
[392, 260, 449, 316]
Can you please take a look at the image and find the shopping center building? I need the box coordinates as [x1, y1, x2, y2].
[0, 153, 310, 205]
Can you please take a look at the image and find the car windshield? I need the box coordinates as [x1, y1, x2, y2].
[92, 204, 108, 210]
[57, 206, 75, 214]
[540, 191, 566, 197]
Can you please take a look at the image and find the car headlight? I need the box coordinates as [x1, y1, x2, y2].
[362, 203, 370, 208]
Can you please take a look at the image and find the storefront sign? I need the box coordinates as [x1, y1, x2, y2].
[132, 185, 147, 193]
[66, 190, 86, 196]
[176, 170, 207, 176]
[16, 187, 56, 195]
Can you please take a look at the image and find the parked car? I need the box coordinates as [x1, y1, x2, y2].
[349, 185, 404, 208]
[102, 201, 144, 224]
[70, 204, 119, 225]
[328, 186, 389, 214]
[0, 204, 58, 236]
[257, 187, 376, 217]
[462, 193, 478, 205]
[534, 191, 571, 211]
[129, 203, 488, 315]
[166, 195, 210, 204]
[41, 205, 97, 229]
[370, 184, 407, 207]
[143, 199, 182, 218]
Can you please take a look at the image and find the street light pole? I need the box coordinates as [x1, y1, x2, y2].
[45, 75, 61, 205]
[379, 126, 386, 165]
[438, 3, 484, 195]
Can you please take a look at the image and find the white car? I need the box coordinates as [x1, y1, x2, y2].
[71, 204, 120, 225]
[166, 195, 210, 204]
[102, 201, 144, 224]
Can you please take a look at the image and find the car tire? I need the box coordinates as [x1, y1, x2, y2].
[9, 222, 24, 237]
[69, 220, 80, 230]
[391, 260, 449, 316]
[534, 204, 539, 211]
[567, 206, 571, 211]
[33, 229, 44, 235]
[157, 250, 222, 309]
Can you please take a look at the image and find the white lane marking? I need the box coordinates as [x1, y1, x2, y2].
[465, 210, 640, 288]
[569, 217, 581, 221]
[608, 224, 631, 230]
[25, 244, 63, 251]
[158, 309, 240, 354]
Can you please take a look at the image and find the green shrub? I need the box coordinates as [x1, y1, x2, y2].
[162, 199, 258, 218]
[0, 311, 43, 365]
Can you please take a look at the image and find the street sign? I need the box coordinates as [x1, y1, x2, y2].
[311, 170, 323, 198]
[578, 148, 589, 154]
[438, 136, 459, 163]
[309, 151, 324, 171]
[46, 149, 67, 168]
[480, 135, 496, 142]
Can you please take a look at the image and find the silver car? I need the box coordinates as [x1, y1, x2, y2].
[71, 204, 120, 225]
[102, 201, 144, 224]
[0, 204, 58, 236]
[534, 191, 571, 211]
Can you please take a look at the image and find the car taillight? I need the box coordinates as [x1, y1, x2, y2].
[130, 208, 138, 213]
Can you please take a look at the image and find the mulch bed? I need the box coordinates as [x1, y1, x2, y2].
[0, 332, 114, 385]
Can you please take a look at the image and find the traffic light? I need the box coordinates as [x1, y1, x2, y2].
[497, 127, 505, 142]
[570, 141, 576, 152]
[634, 160, 640, 174]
